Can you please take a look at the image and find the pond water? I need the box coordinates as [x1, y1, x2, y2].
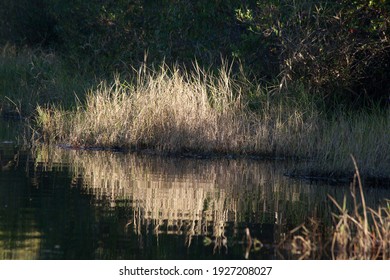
[0, 119, 389, 260]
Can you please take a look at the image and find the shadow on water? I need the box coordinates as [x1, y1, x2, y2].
[0, 120, 389, 259]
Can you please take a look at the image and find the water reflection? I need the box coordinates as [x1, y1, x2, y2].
[1, 141, 389, 259]
[33, 146, 388, 258]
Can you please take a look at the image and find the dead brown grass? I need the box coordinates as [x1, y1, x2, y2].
[35, 63, 316, 156]
[34, 63, 390, 177]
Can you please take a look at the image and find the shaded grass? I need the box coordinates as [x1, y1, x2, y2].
[289, 109, 390, 179]
[34, 62, 389, 178]
[0, 44, 91, 116]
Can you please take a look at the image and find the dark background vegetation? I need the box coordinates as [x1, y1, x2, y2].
[1, 0, 389, 107]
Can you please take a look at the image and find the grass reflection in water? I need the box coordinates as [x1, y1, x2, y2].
[30, 145, 389, 259]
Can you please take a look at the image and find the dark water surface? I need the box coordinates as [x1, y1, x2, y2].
[0, 119, 389, 260]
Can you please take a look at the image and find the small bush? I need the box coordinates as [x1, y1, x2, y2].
[236, 0, 390, 104]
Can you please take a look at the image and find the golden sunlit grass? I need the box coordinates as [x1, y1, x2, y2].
[34, 63, 390, 177]
[34, 63, 316, 154]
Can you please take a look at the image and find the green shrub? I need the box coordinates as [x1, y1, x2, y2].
[236, 0, 390, 104]
[1, 1, 389, 107]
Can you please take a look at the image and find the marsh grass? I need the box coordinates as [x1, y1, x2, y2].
[328, 156, 390, 260]
[313, 111, 390, 177]
[287, 156, 390, 260]
[34, 62, 390, 177]
[34, 63, 317, 154]
[0, 44, 91, 116]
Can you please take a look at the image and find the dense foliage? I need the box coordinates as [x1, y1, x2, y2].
[1, 0, 389, 105]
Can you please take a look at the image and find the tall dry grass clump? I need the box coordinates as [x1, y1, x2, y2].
[35, 63, 316, 155]
[34, 62, 390, 176]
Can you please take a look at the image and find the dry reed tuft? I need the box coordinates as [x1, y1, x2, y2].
[35, 63, 316, 155]
[328, 155, 390, 260]
[286, 155, 390, 260]
[34, 63, 390, 177]
[289, 218, 324, 260]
